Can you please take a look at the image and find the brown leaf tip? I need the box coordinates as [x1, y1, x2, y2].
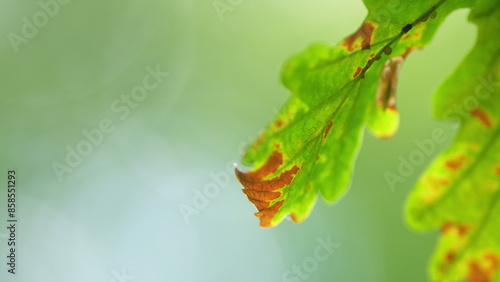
[235, 150, 300, 228]
[256, 200, 284, 228]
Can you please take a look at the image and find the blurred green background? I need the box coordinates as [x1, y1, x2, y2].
[0, 0, 476, 281]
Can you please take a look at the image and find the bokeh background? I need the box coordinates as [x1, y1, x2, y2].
[0, 0, 477, 281]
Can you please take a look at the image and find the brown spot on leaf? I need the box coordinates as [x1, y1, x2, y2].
[384, 46, 392, 55]
[290, 212, 300, 223]
[440, 222, 453, 234]
[471, 108, 492, 128]
[457, 224, 469, 236]
[445, 155, 466, 172]
[441, 222, 469, 237]
[445, 252, 456, 263]
[376, 56, 404, 110]
[235, 150, 300, 228]
[275, 119, 284, 128]
[369, 53, 375, 58]
[324, 122, 333, 139]
[342, 22, 376, 52]
[495, 167, 500, 175]
[353, 67, 362, 78]
[402, 34, 410, 40]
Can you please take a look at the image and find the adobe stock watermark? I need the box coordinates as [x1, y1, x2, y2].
[213, 0, 245, 21]
[178, 163, 233, 224]
[384, 128, 448, 191]
[109, 267, 135, 282]
[385, 74, 499, 191]
[7, 0, 71, 54]
[177, 136, 254, 224]
[51, 65, 169, 182]
[282, 235, 340, 282]
[178, 108, 281, 224]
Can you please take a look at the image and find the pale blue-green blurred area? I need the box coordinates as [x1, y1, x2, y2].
[0, 1, 475, 281]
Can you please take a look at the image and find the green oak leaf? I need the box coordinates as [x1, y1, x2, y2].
[405, 0, 500, 281]
[236, 0, 475, 228]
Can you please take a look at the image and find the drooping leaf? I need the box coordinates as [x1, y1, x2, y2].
[405, 0, 500, 281]
[236, 0, 476, 228]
